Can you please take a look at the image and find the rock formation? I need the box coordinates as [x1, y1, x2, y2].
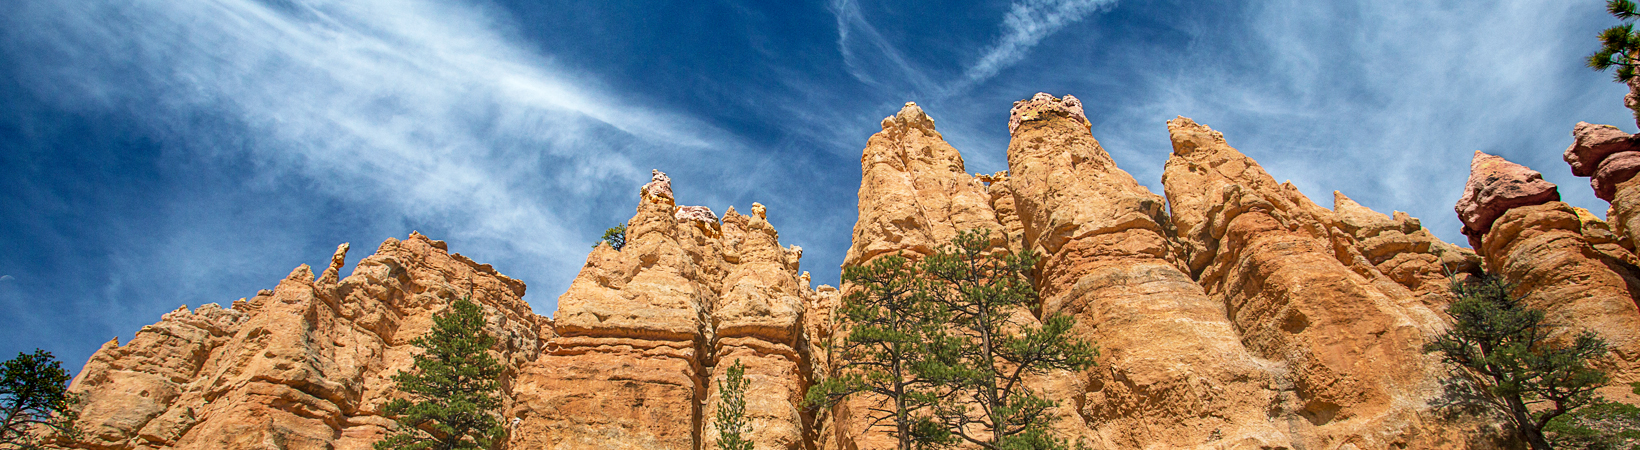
[1004, 94, 1288, 448]
[70, 232, 543, 450]
[1566, 122, 1640, 250]
[68, 93, 1640, 450]
[1456, 152, 1562, 252]
[1164, 117, 1490, 448]
[825, 101, 1018, 449]
[842, 102, 1006, 267]
[1461, 150, 1640, 404]
[515, 171, 816, 450]
[512, 170, 711, 450]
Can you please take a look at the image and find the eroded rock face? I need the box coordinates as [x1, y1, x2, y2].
[700, 207, 809, 450]
[69, 233, 542, 450]
[1468, 154, 1640, 404]
[1163, 117, 1491, 449]
[1564, 122, 1640, 252]
[77, 96, 1640, 450]
[828, 101, 1012, 449]
[515, 170, 818, 450]
[1008, 92, 1089, 135]
[1006, 94, 1289, 449]
[1456, 151, 1560, 251]
[514, 187, 710, 449]
[843, 102, 1008, 268]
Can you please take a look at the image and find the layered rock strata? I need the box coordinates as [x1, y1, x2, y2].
[1163, 117, 1487, 448]
[70, 234, 543, 450]
[1004, 94, 1289, 449]
[1463, 152, 1640, 402]
[515, 171, 816, 450]
[512, 171, 713, 450]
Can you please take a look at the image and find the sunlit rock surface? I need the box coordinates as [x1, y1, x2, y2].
[68, 96, 1640, 450]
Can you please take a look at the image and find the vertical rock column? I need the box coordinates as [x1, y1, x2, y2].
[513, 171, 713, 450]
[1004, 94, 1288, 449]
[1566, 122, 1640, 250]
[826, 102, 1013, 449]
[842, 102, 1010, 266]
[701, 205, 809, 450]
[1461, 151, 1640, 397]
[1163, 117, 1461, 448]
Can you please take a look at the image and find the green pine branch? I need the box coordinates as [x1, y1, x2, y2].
[375, 296, 507, 450]
[1424, 275, 1616, 450]
[1592, 1, 1640, 82]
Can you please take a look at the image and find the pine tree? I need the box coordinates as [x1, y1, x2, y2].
[595, 225, 627, 251]
[375, 297, 507, 450]
[804, 255, 957, 450]
[714, 359, 753, 450]
[1424, 275, 1611, 450]
[1542, 382, 1640, 449]
[918, 230, 1096, 450]
[0, 349, 79, 449]
[1591, 0, 1640, 82]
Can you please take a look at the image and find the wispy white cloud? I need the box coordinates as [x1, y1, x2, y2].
[828, 0, 1115, 98]
[9, 0, 744, 314]
[1081, 0, 1630, 248]
[952, 0, 1117, 93]
[828, 0, 939, 94]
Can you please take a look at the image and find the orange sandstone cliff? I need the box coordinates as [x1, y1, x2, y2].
[61, 93, 1640, 450]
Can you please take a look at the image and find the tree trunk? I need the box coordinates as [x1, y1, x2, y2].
[1506, 395, 1551, 450]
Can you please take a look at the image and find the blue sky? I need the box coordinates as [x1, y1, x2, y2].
[1, 0, 1633, 371]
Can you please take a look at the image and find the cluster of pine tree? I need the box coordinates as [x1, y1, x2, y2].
[805, 229, 1097, 450]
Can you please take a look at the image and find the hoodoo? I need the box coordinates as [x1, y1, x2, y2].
[59, 93, 1640, 449]
[1163, 117, 1483, 448]
[1004, 95, 1287, 448]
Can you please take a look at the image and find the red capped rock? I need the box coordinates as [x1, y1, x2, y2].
[1455, 151, 1560, 248]
[1008, 92, 1089, 135]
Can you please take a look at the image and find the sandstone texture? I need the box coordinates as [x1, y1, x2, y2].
[1005, 95, 1288, 449]
[1164, 117, 1494, 448]
[70, 232, 542, 450]
[1456, 151, 1560, 251]
[843, 102, 1007, 267]
[1565, 122, 1640, 253]
[70, 94, 1640, 450]
[827, 101, 1015, 449]
[516, 170, 817, 450]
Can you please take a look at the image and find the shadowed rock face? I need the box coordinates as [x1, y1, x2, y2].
[1163, 117, 1493, 449]
[1005, 94, 1289, 449]
[1472, 152, 1640, 405]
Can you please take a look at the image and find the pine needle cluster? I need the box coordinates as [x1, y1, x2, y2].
[375, 297, 507, 450]
[0, 350, 79, 449]
[808, 229, 1096, 450]
[713, 359, 754, 450]
[1591, 0, 1640, 82]
[1425, 275, 1611, 450]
